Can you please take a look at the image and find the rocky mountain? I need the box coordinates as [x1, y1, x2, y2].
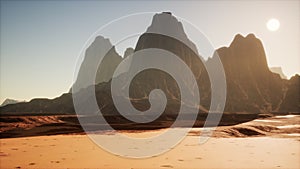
[123, 47, 134, 58]
[0, 94, 74, 115]
[0, 12, 298, 116]
[127, 12, 210, 112]
[71, 36, 122, 93]
[1, 99, 24, 107]
[270, 67, 287, 79]
[279, 74, 300, 112]
[209, 34, 286, 112]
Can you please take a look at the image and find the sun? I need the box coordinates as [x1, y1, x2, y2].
[267, 18, 280, 31]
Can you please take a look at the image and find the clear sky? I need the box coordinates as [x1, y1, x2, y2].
[0, 0, 299, 103]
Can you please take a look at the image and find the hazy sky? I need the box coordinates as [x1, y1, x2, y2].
[0, 0, 299, 103]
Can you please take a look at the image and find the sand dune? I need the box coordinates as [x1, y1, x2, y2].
[0, 113, 260, 138]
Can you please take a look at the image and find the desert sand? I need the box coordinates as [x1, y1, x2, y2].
[1, 134, 299, 169]
[1, 115, 299, 169]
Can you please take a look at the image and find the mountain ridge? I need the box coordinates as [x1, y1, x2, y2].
[0, 12, 298, 116]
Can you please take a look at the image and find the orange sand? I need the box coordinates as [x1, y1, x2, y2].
[1, 133, 299, 169]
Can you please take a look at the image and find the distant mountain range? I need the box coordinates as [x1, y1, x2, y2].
[0, 99, 25, 107]
[0, 12, 299, 116]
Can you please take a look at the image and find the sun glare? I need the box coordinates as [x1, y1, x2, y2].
[267, 18, 280, 31]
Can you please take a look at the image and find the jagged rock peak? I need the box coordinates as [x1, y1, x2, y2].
[162, 11, 172, 15]
[71, 35, 122, 93]
[94, 35, 108, 41]
[146, 12, 186, 39]
[84, 35, 117, 59]
[229, 33, 266, 61]
[270, 67, 288, 79]
[123, 47, 134, 58]
[290, 74, 300, 81]
[246, 33, 256, 38]
[231, 33, 258, 44]
[88, 35, 113, 49]
[145, 12, 198, 53]
[214, 33, 270, 80]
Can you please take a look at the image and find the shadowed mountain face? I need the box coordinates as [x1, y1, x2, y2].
[279, 75, 300, 112]
[128, 33, 210, 112]
[0, 13, 299, 116]
[209, 34, 287, 112]
[121, 13, 211, 113]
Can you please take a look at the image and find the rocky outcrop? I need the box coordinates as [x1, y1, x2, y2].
[270, 67, 287, 79]
[210, 34, 286, 112]
[279, 75, 300, 112]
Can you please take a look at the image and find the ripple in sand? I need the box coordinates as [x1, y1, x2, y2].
[50, 160, 60, 163]
[184, 144, 197, 146]
[160, 164, 173, 168]
[0, 152, 9, 156]
[253, 119, 281, 123]
[277, 124, 300, 129]
[275, 115, 299, 118]
[284, 133, 300, 137]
